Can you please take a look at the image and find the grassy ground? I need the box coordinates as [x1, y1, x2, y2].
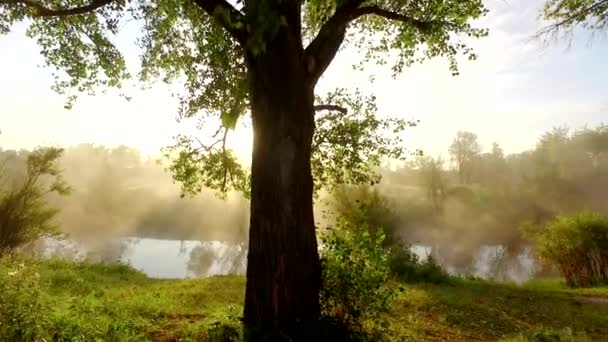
[390, 278, 608, 341]
[1, 258, 607, 341]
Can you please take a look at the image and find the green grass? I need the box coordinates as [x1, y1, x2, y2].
[523, 278, 608, 298]
[389, 278, 608, 341]
[0, 258, 244, 341]
[1, 258, 607, 341]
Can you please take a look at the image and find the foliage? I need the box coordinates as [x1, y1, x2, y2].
[163, 134, 251, 199]
[413, 155, 446, 211]
[312, 89, 418, 194]
[202, 304, 243, 342]
[448, 130, 481, 184]
[304, 0, 489, 75]
[0, 258, 606, 341]
[328, 185, 400, 244]
[375, 124, 608, 280]
[0, 259, 145, 341]
[165, 87, 419, 198]
[1, 0, 488, 198]
[0, 257, 247, 341]
[389, 243, 451, 285]
[0, 260, 50, 341]
[327, 185, 451, 286]
[0, 144, 251, 243]
[540, 0, 608, 38]
[0, 147, 70, 256]
[3, 0, 489, 326]
[0, 257, 155, 341]
[523, 211, 608, 287]
[319, 222, 399, 339]
[0, 0, 490, 104]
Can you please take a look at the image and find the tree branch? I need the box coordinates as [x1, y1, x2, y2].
[191, 0, 247, 45]
[351, 6, 437, 30]
[303, 0, 364, 86]
[536, 0, 608, 38]
[220, 127, 229, 192]
[314, 104, 347, 114]
[189, 126, 230, 193]
[303, 2, 438, 86]
[3, 0, 115, 17]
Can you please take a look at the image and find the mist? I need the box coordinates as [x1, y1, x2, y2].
[2, 124, 606, 281]
[0, 143, 249, 269]
[52, 144, 249, 241]
[325, 125, 608, 283]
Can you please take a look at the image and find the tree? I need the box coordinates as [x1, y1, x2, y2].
[539, 0, 608, 39]
[415, 155, 446, 211]
[0, 147, 70, 256]
[329, 184, 400, 245]
[475, 142, 507, 188]
[1, 0, 488, 334]
[448, 131, 481, 184]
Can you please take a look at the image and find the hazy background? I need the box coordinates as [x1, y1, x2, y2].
[1, 0, 607, 161]
[1, 0, 607, 281]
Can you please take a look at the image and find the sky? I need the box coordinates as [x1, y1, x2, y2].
[1, 0, 607, 162]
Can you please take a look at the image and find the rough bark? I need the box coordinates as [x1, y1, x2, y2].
[243, 0, 321, 337]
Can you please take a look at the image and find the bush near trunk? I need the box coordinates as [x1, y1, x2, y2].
[523, 211, 608, 287]
[319, 221, 401, 340]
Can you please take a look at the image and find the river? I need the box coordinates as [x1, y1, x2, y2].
[35, 237, 538, 283]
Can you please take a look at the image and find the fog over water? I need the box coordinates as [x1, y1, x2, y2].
[7, 123, 608, 284]
[35, 236, 536, 283]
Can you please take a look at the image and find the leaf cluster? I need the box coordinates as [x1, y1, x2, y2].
[541, 0, 608, 37]
[312, 88, 417, 194]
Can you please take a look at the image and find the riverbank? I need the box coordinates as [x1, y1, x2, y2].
[1, 258, 606, 341]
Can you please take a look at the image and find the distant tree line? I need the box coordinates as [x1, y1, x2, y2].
[332, 124, 608, 278]
[0, 144, 250, 246]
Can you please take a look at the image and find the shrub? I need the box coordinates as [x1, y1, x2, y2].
[388, 243, 451, 284]
[328, 186, 450, 285]
[0, 147, 70, 256]
[523, 211, 608, 287]
[328, 185, 401, 246]
[204, 304, 243, 342]
[0, 259, 51, 341]
[319, 221, 400, 340]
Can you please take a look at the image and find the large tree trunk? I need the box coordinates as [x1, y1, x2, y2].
[243, 2, 321, 338]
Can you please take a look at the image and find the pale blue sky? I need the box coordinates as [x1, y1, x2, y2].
[0, 0, 607, 161]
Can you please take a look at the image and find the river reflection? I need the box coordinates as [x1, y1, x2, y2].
[123, 238, 246, 278]
[34, 237, 539, 282]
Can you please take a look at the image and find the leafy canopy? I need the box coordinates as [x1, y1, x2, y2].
[1, 0, 488, 195]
